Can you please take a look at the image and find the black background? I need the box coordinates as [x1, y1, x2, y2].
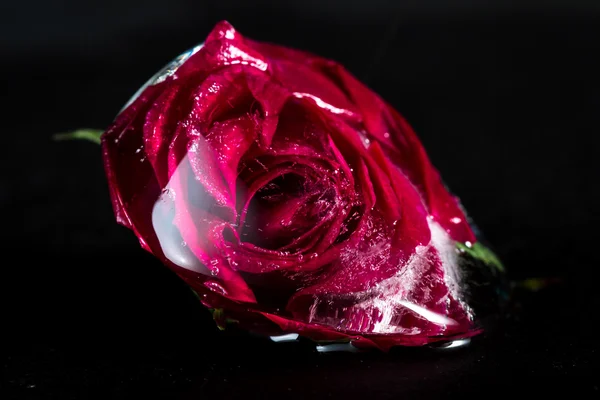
[2, 1, 599, 398]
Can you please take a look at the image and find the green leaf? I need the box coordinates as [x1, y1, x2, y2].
[457, 242, 505, 273]
[512, 277, 561, 292]
[53, 129, 103, 145]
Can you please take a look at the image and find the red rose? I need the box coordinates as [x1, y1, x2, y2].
[102, 21, 500, 350]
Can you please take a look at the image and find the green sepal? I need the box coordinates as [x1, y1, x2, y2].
[53, 129, 103, 145]
[207, 308, 239, 330]
[190, 288, 202, 301]
[457, 242, 505, 273]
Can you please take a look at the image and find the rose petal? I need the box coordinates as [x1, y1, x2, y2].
[143, 80, 184, 187]
[194, 145, 235, 214]
[175, 22, 268, 80]
[187, 69, 252, 127]
[166, 155, 256, 303]
[102, 84, 165, 252]
[204, 116, 258, 205]
[243, 38, 361, 121]
[244, 71, 290, 148]
[313, 62, 476, 242]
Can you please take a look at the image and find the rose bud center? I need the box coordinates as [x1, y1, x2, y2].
[241, 170, 338, 251]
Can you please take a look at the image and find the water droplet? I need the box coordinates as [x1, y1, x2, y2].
[204, 280, 227, 295]
[160, 188, 175, 201]
[270, 333, 299, 343]
[432, 338, 471, 350]
[316, 342, 360, 353]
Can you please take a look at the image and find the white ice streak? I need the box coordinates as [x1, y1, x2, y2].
[309, 220, 468, 334]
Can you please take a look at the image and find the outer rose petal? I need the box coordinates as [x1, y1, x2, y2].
[189, 288, 481, 351]
[161, 154, 256, 303]
[315, 63, 476, 243]
[102, 84, 166, 250]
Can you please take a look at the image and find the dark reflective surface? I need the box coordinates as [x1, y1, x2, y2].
[2, 1, 600, 397]
[3, 277, 596, 397]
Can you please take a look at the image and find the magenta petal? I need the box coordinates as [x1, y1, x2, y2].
[102, 84, 166, 250]
[245, 71, 290, 148]
[187, 69, 251, 126]
[175, 23, 268, 79]
[238, 165, 315, 230]
[313, 61, 476, 243]
[287, 226, 470, 338]
[368, 141, 430, 246]
[327, 135, 355, 189]
[243, 38, 361, 122]
[143, 81, 183, 187]
[356, 159, 376, 209]
[203, 116, 257, 204]
[384, 108, 477, 242]
[165, 156, 256, 303]
[186, 135, 236, 215]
